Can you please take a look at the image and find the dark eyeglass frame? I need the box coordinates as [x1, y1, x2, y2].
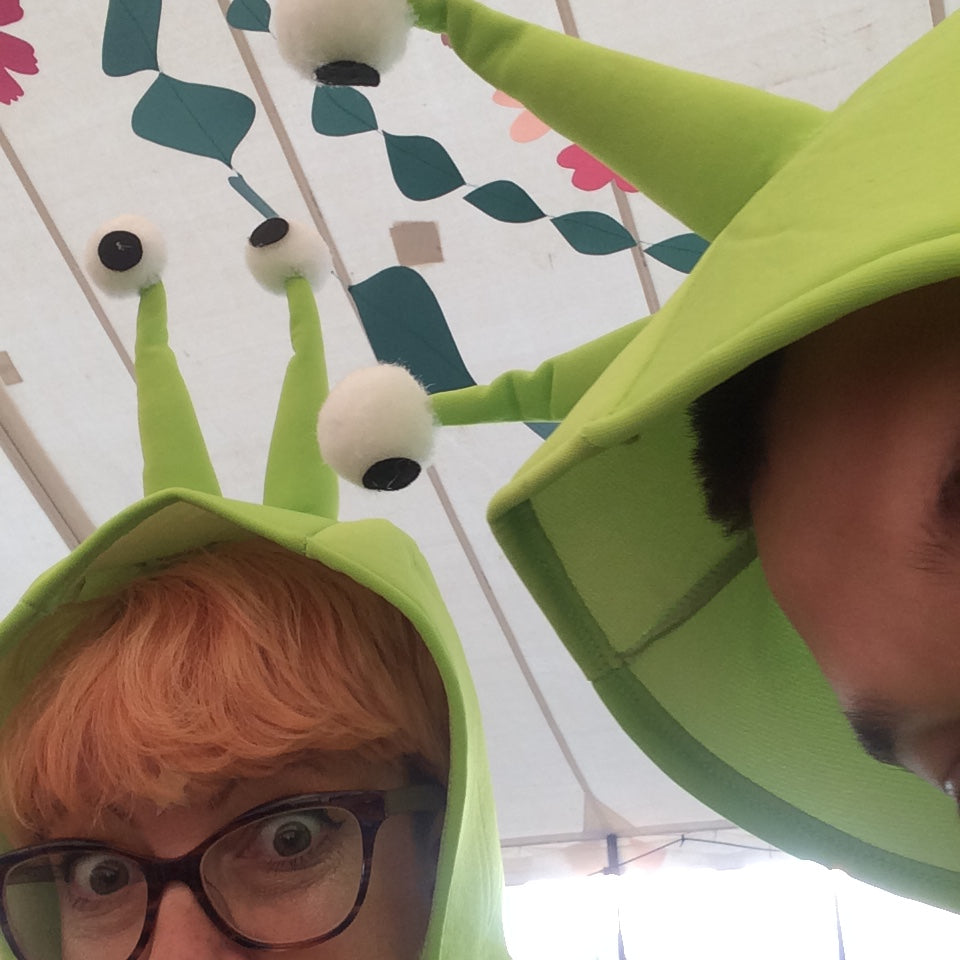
[0, 783, 445, 960]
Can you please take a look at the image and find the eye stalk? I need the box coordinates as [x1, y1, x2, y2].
[317, 365, 435, 491]
[85, 215, 167, 296]
[245, 218, 331, 293]
[272, 0, 413, 87]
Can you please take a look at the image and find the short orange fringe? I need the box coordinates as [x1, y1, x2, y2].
[0, 539, 449, 840]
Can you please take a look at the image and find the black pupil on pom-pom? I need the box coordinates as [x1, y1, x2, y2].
[363, 458, 421, 491]
[98, 231, 143, 272]
[250, 218, 290, 248]
[314, 61, 381, 87]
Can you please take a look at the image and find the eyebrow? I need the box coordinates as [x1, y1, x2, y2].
[205, 780, 239, 810]
[842, 706, 904, 768]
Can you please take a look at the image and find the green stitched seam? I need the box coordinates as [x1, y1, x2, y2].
[620, 532, 757, 664]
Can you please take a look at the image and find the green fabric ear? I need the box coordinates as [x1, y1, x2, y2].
[135, 282, 221, 497]
[410, 0, 827, 240]
[432, 317, 646, 425]
[263, 276, 339, 517]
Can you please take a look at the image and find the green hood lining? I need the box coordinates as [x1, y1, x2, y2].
[493, 498, 960, 913]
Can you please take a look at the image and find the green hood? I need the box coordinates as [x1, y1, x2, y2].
[0, 222, 511, 960]
[409, 0, 960, 913]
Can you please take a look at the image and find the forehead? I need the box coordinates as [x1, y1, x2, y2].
[43, 754, 408, 851]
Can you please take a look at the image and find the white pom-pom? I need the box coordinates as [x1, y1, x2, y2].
[246, 218, 332, 294]
[85, 215, 166, 297]
[318, 364, 435, 490]
[273, 0, 413, 84]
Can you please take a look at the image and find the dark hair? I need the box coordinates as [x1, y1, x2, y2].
[688, 349, 785, 535]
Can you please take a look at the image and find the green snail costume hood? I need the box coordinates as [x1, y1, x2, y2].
[416, 0, 960, 911]
[300, 0, 960, 913]
[0, 215, 511, 960]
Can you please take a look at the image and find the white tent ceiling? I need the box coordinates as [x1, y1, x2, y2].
[0, 0, 948, 883]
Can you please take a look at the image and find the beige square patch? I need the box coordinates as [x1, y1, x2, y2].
[390, 221, 444, 267]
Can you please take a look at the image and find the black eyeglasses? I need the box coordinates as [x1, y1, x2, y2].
[0, 784, 445, 960]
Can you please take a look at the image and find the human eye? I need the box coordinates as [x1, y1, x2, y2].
[60, 852, 141, 913]
[238, 808, 348, 874]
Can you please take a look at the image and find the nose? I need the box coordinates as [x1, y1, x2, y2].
[142, 884, 248, 960]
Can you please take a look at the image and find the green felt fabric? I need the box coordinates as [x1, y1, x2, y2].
[414, 0, 960, 912]
[135, 282, 220, 497]
[263, 276, 339, 517]
[433, 318, 646, 425]
[409, 0, 827, 241]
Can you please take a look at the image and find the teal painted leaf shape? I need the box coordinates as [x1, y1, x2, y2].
[132, 74, 256, 166]
[349, 267, 474, 393]
[102, 0, 162, 77]
[228, 175, 278, 219]
[383, 133, 465, 201]
[465, 181, 545, 224]
[528, 422, 558, 439]
[644, 233, 710, 274]
[226, 0, 272, 31]
[350, 267, 557, 441]
[551, 211, 636, 256]
[312, 86, 378, 137]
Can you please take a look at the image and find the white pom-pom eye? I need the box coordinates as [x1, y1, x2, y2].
[318, 364, 435, 490]
[273, 0, 413, 85]
[85, 215, 167, 297]
[246, 218, 332, 294]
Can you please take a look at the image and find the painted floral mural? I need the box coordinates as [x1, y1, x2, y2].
[0, 0, 37, 105]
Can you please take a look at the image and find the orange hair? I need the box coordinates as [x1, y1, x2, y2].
[0, 538, 449, 839]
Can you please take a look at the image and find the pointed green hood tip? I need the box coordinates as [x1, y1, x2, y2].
[406, 0, 826, 240]
[383, 2, 960, 914]
[0, 216, 513, 959]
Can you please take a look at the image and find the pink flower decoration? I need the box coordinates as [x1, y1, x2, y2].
[492, 90, 551, 144]
[0, 0, 37, 106]
[556, 144, 638, 193]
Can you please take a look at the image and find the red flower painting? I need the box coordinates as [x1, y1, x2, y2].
[0, 0, 37, 105]
[556, 144, 637, 194]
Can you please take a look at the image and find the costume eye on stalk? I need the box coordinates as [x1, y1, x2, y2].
[317, 364, 436, 491]
[84, 214, 167, 296]
[272, 0, 414, 88]
[245, 216, 332, 293]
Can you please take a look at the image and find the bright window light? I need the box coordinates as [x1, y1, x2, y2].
[503, 856, 960, 959]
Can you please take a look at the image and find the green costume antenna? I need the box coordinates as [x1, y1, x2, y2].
[135, 282, 222, 497]
[93, 219, 221, 498]
[250, 218, 339, 517]
[414, 1, 828, 239]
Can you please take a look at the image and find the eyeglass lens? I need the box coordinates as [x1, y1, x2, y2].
[2, 805, 365, 960]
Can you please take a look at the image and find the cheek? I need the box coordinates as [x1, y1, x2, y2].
[303, 817, 435, 960]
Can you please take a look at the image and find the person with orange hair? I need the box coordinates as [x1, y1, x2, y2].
[0, 216, 512, 960]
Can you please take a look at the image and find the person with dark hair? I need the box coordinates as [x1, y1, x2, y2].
[299, 0, 960, 918]
[689, 350, 786, 536]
